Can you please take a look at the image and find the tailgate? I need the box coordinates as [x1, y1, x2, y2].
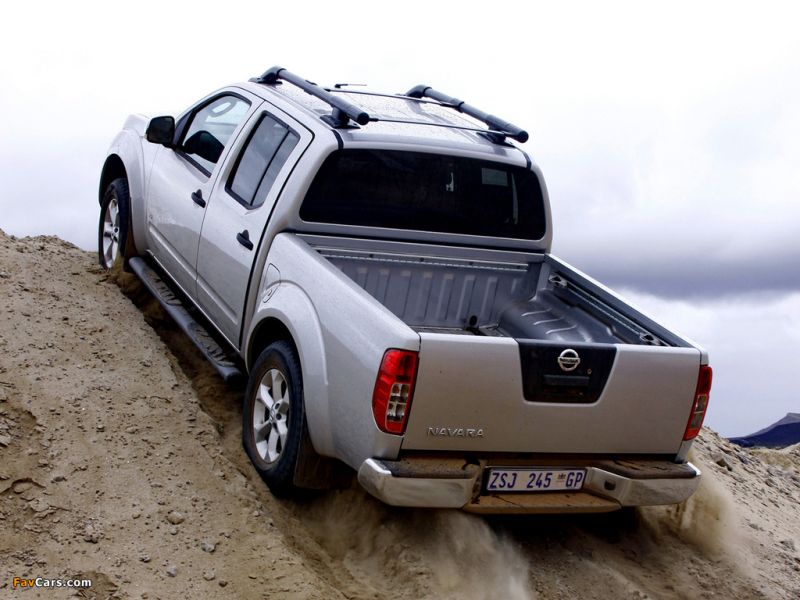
[402, 333, 701, 454]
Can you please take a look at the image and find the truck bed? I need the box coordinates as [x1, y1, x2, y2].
[298, 234, 703, 458]
[305, 236, 690, 349]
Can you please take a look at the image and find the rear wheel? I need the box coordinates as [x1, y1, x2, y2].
[98, 178, 131, 269]
[242, 341, 306, 496]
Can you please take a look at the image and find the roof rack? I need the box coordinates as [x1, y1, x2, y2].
[251, 66, 529, 144]
[405, 85, 529, 144]
[252, 66, 370, 128]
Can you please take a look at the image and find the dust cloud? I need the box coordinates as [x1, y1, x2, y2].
[303, 488, 533, 600]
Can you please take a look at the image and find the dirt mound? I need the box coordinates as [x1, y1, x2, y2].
[0, 229, 798, 599]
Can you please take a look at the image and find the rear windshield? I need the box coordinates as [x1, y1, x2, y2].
[299, 150, 546, 240]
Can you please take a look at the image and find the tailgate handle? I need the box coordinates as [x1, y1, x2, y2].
[191, 189, 206, 207]
[544, 374, 590, 387]
[236, 230, 254, 251]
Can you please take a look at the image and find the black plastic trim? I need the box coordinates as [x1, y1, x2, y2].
[129, 257, 243, 383]
[331, 129, 343, 150]
[517, 340, 617, 404]
[255, 66, 370, 127]
[405, 85, 528, 143]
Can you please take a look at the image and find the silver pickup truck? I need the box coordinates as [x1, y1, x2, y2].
[98, 66, 712, 514]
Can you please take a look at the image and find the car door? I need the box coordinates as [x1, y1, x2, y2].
[196, 106, 311, 345]
[146, 91, 259, 298]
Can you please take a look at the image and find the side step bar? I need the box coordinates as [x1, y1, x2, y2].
[128, 257, 243, 383]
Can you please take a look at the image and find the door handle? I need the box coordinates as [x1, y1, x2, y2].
[191, 190, 206, 207]
[237, 230, 254, 250]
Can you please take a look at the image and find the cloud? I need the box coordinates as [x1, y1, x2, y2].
[0, 1, 798, 437]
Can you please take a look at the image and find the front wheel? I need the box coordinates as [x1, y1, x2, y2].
[242, 341, 306, 496]
[98, 178, 131, 269]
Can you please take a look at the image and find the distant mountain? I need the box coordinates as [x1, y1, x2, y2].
[729, 413, 800, 448]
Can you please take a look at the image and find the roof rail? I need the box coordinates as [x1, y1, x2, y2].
[405, 85, 529, 144]
[252, 66, 370, 128]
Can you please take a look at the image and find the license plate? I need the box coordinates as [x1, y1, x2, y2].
[485, 468, 586, 493]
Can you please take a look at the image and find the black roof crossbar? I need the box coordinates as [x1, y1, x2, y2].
[253, 66, 370, 128]
[405, 85, 529, 144]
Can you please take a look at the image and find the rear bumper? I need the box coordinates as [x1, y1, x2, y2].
[357, 457, 701, 514]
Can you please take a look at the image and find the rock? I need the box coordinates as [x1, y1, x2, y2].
[0, 434, 11, 447]
[51, 474, 66, 483]
[169, 525, 178, 535]
[96, 424, 105, 432]
[166, 510, 185, 525]
[218, 580, 228, 588]
[29, 498, 50, 513]
[203, 571, 216, 581]
[0, 271, 8, 278]
[83, 524, 100, 543]
[201, 540, 216, 553]
[139, 554, 151, 563]
[12, 481, 33, 494]
[780, 539, 796, 552]
[166, 565, 178, 577]
[712, 453, 733, 471]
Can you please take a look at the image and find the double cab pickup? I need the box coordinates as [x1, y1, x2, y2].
[98, 66, 711, 513]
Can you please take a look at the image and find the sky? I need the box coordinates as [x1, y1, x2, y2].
[1, 1, 798, 436]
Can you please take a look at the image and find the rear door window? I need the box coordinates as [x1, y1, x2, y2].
[227, 114, 300, 208]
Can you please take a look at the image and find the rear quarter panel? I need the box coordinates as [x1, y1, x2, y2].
[247, 233, 420, 468]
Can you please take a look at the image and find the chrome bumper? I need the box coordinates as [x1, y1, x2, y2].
[357, 458, 702, 513]
[357, 458, 477, 508]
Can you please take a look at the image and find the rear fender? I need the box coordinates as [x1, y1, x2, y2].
[246, 283, 335, 457]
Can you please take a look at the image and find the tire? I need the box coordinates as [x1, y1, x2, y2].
[242, 341, 306, 496]
[98, 178, 131, 269]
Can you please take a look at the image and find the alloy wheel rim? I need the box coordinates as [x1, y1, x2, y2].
[102, 198, 120, 268]
[252, 368, 290, 463]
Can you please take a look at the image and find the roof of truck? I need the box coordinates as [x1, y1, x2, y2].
[239, 68, 531, 159]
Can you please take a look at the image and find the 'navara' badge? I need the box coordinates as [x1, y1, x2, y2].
[557, 349, 580, 372]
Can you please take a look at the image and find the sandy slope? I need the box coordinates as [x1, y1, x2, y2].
[0, 229, 798, 600]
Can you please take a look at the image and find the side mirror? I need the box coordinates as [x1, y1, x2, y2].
[183, 130, 224, 164]
[146, 116, 175, 146]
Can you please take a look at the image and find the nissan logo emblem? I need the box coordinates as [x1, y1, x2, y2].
[557, 349, 580, 372]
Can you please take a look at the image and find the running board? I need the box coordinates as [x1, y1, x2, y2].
[128, 257, 243, 383]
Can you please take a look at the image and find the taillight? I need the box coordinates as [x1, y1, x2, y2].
[683, 365, 712, 440]
[372, 349, 419, 435]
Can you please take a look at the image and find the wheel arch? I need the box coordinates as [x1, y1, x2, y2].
[98, 154, 128, 204]
[245, 287, 334, 458]
[100, 124, 150, 256]
[247, 317, 297, 370]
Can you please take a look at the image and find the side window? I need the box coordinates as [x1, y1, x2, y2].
[228, 114, 300, 208]
[180, 95, 250, 174]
